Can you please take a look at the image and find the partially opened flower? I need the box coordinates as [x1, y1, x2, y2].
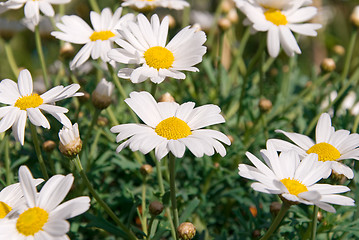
[239, 142, 355, 212]
[122, 0, 189, 11]
[0, 165, 90, 239]
[270, 113, 359, 179]
[51, 7, 134, 70]
[236, 0, 321, 57]
[59, 123, 82, 158]
[110, 91, 231, 160]
[0, 0, 70, 26]
[108, 14, 207, 84]
[0, 69, 83, 145]
[0, 179, 43, 220]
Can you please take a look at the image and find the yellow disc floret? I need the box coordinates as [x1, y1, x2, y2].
[155, 117, 192, 140]
[144, 46, 175, 70]
[280, 178, 308, 196]
[15, 94, 43, 110]
[0, 201, 12, 219]
[90, 31, 115, 41]
[264, 9, 288, 26]
[16, 207, 49, 236]
[306, 142, 341, 162]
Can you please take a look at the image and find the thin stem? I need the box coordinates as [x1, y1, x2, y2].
[72, 155, 138, 240]
[352, 114, 359, 133]
[169, 154, 179, 236]
[2, 39, 19, 78]
[141, 176, 148, 235]
[88, 0, 101, 13]
[35, 26, 49, 89]
[4, 131, 12, 185]
[30, 124, 49, 180]
[340, 29, 358, 83]
[311, 206, 319, 240]
[147, 215, 156, 239]
[150, 83, 158, 98]
[259, 201, 291, 240]
[82, 108, 101, 170]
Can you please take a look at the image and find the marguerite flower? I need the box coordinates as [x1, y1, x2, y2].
[0, 179, 43, 220]
[121, 0, 189, 11]
[108, 14, 207, 84]
[0, 69, 83, 145]
[236, 0, 321, 57]
[110, 91, 231, 160]
[58, 122, 82, 158]
[0, 0, 70, 26]
[0, 165, 90, 239]
[51, 7, 134, 70]
[270, 113, 359, 179]
[239, 142, 355, 212]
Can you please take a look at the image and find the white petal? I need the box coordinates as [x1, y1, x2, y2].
[27, 108, 50, 129]
[18, 69, 33, 96]
[316, 113, 333, 143]
[19, 165, 37, 208]
[50, 196, 90, 219]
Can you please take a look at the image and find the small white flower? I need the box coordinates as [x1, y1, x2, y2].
[51, 7, 134, 70]
[0, 69, 83, 145]
[0, 165, 90, 239]
[0, 0, 70, 26]
[236, 0, 321, 57]
[108, 14, 207, 84]
[92, 78, 114, 109]
[122, 0, 189, 11]
[239, 142, 355, 212]
[0, 179, 43, 220]
[59, 123, 82, 157]
[110, 91, 231, 160]
[270, 113, 359, 179]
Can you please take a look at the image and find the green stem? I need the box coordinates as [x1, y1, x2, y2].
[150, 83, 158, 98]
[4, 131, 12, 185]
[147, 216, 156, 239]
[141, 176, 148, 235]
[311, 206, 319, 240]
[106, 107, 119, 125]
[82, 108, 101, 170]
[88, 0, 101, 13]
[72, 155, 138, 240]
[169, 154, 179, 236]
[340, 29, 358, 84]
[259, 201, 291, 240]
[353, 114, 359, 133]
[35, 26, 49, 89]
[30, 124, 49, 180]
[2, 39, 19, 78]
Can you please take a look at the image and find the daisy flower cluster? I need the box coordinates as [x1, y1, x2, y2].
[239, 113, 357, 212]
[121, 0, 189, 11]
[0, 166, 90, 239]
[235, 0, 322, 57]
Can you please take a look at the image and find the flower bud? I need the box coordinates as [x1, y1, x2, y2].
[78, 92, 90, 103]
[149, 201, 164, 216]
[252, 229, 261, 238]
[166, 15, 176, 28]
[218, 18, 231, 31]
[158, 92, 175, 102]
[227, 9, 239, 23]
[177, 222, 196, 240]
[221, 0, 233, 13]
[321, 58, 336, 72]
[97, 116, 109, 127]
[249, 205, 257, 217]
[259, 98, 272, 112]
[351, 6, 359, 27]
[333, 45, 345, 56]
[91, 78, 114, 109]
[59, 123, 82, 158]
[227, 135, 234, 144]
[60, 42, 75, 59]
[140, 164, 153, 176]
[42, 140, 56, 152]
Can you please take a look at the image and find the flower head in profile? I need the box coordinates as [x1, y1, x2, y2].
[91, 78, 114, 109]
[108, 14, 207, 84]
[0, 0, 70, 26]
[0, 69, 83, 145]
[239, 142, 355, 212]
[0, 166, 90, 239]
[236, 0, 321, 57]
[59, 123, 82, 158]
[51, 7, 134, 70]
[270, 113, 359, 179]
[122, 0, 189, 11]
[0, 179, 43, 221]
[110, 91, 230, 160]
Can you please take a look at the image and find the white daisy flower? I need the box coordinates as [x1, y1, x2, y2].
[236, 0, 321, 57]
[51, 7, 134, 70]
[0, 179, 43, 220]
[0, 165, 90, 239]
[91, 78, 114, 109]
[110, 91, 231, 160]
[0, 0, 70, 26]
[239, 142, 355, 213]
[0, 69, 83, 145]
[270, 113, 359, 179]
[121, 0, 189, 11]
[108, 14, 207, 84]
[58, 122, 82, 158]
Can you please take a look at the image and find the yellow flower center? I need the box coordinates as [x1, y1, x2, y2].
[264, 9, 288, 26]
[16, 207, 49, 236]
[306, 142, 341, 162]
[155, 117, 192, 140]
[89, 31, 115, 41]
[144, 46, 175, 70]
[14, 94, 43, 110]
[280, 178, 308, 196]
[0, 201, 12, 219]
